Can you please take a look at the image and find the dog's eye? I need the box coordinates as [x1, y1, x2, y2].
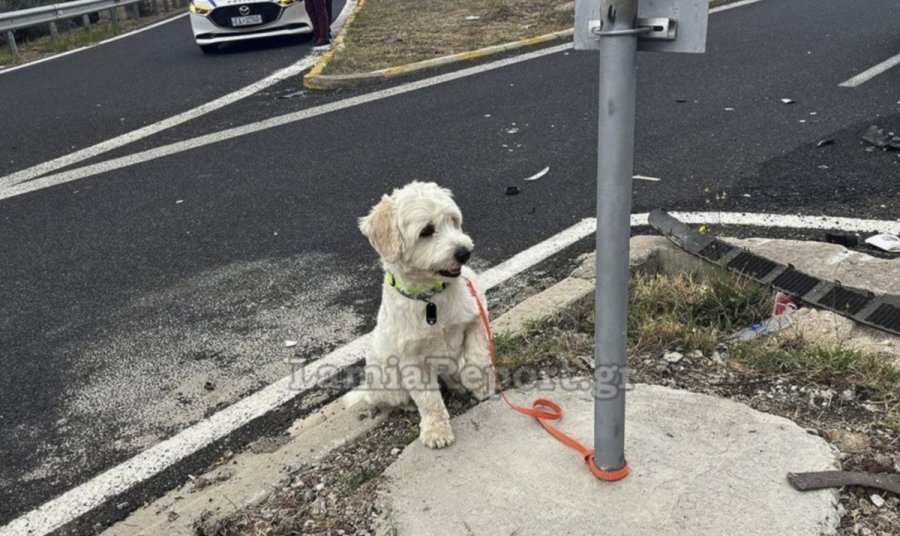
[419, 224, 435, 238]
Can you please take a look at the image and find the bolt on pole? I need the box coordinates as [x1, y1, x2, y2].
[593, 0, 639, 473]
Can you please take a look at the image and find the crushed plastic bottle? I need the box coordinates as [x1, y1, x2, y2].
[730, 292, 799, 341]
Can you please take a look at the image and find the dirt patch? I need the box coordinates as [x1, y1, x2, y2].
[322, 0, 573, 75]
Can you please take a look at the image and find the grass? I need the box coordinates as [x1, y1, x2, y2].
[322, 0, 574, 75]
[322, 0, 731, 75]
[493, 270, 900, 423]
[626, 271, 771, 355]
[494, 271, 770, 369]
[341, 466, 380, 494]
[730, 340, 900, 423]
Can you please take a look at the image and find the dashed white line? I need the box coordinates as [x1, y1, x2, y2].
[839, 51, 900, 87]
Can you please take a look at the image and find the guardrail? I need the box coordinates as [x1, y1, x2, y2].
[1, 0, 184, 57]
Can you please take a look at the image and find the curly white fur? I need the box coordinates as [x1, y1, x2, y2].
[344, 182, 495, 448]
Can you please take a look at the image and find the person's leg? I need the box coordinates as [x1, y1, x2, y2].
[314, 0, 330, 44]
[305, 0, 324, 42]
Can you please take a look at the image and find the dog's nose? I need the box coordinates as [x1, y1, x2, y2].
[454, 248, 471, 265]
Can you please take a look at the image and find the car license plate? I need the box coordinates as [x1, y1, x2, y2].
[231, 14, 262, 26]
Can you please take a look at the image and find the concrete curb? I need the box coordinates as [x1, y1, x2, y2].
[304, 27, 574, 90]
[492, 236, 665, 337]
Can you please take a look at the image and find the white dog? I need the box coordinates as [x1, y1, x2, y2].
[345, 182, 495, 448]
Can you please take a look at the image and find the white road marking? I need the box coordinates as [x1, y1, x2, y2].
[709, 0, 767, 13]
[0, 1, 357, 190]
[3, 209, 897, 536]
[0, 14, 188, 77]
[0, 42, 572, 199]
[640, 211, 900, 235]
[0, 215, 593, 536]
[479, 218, 596, 290]
[1, 0, 759, 196]
[839, 51, 900, 87]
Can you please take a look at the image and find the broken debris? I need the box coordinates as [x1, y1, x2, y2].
[523, 166, 550, 182]
[788, 470, 900, 495]
[864, 233, 900, 253]
[505, 186, 521, 196]
[824, 233, 859, 248]
[816, 138, 834, 147]
[862, 125, 900, 149]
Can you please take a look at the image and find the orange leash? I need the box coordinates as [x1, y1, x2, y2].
[465, 280, 629, 481]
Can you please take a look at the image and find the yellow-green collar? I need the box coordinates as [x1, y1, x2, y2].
[385, 272, 447, 300]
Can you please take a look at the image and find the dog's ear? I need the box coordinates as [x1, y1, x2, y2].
[359, 195, 401, 262]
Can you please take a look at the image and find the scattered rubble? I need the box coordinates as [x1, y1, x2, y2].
[862, 125, 900, 150]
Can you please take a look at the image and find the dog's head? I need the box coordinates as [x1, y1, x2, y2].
[359, 182, 474, 282]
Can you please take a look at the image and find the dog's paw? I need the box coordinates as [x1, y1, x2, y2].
[419, 417, 455, 449]
[342, 389, 368, 408]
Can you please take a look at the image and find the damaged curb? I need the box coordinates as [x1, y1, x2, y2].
[304, 27, 574, 90]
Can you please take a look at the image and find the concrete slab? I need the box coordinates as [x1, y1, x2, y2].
[102, 399, 385, 536]
[377, 381, 840, 536]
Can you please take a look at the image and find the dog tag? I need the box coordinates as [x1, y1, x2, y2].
[425, 302, 437, 325]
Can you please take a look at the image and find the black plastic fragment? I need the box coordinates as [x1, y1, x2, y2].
[816, 287, 870, 315]
[726, 252, 778, 279]
[772, 268, 820, 297]
[865, 303, 900, 332]
[825, 233, 858, 248]
[648, 208, 900, 338]
[698, 240, 733, 262]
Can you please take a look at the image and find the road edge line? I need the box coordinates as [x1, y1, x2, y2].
[0, 216, 597, 536]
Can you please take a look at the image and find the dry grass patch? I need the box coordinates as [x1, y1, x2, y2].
[323, 0, 573, 75]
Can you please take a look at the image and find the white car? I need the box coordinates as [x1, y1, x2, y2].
[189, 0, 326, 54]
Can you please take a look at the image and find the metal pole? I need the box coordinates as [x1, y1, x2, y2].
[593, 0, 638, 473]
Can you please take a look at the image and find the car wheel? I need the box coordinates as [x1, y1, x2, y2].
[199, 43, 218, 54]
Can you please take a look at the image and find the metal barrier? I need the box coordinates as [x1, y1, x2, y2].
[1, 0, 179, 57]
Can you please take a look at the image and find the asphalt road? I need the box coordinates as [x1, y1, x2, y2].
[1, 0, 899, 530]
[0, 14, 320, 177]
